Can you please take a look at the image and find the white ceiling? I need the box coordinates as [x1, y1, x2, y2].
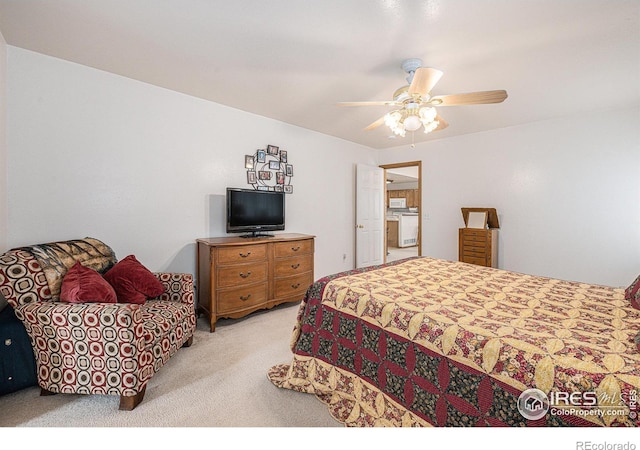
[1, 1, 638, 149]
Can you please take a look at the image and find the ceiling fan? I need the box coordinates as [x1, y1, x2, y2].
[338, 58, 508, 139]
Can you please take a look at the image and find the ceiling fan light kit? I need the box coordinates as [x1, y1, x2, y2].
[338, 58, 507, 141]
[384, 105, 439, 137]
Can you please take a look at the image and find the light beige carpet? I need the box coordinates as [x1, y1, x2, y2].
[0, 302, 341, 428]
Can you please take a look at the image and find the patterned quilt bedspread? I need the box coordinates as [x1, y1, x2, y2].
[268, 257, 640, 427]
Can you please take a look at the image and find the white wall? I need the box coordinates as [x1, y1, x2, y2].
[379, 106, 640, 287]
[0, 31, 7, 253]
[6, 47, 375, 279]
[8, 46, 638, 289]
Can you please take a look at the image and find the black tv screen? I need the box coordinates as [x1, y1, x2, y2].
[226, 188, 285, 237]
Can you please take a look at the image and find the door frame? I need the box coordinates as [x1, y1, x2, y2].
[380, 160, 422, 261]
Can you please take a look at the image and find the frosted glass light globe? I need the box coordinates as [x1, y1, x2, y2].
[403, 115, 421, 131]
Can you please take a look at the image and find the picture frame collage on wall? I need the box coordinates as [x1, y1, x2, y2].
[244, 144, 294, 193]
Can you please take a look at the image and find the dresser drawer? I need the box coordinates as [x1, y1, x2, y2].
[462, 247, 487, 258]
[462, 232, 487, 243]
[463, 242, 486, 253]
[274, 255, 313, 277]
[273, 239, 313, 258]
[274, 273, 313, 298]
[462, 255, 487, 266]
[462, 237, 486, 247]
[217, 262, 268, 288]
[217, 244, 267, 264]
[217, 283, 268, 313]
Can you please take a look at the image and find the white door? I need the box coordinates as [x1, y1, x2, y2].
[356, 163, 385, 268]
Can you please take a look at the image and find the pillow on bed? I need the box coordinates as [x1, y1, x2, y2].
[103, 255, 165, 304]
[625, 274, 640, 310]
[60, 261, 117, 304]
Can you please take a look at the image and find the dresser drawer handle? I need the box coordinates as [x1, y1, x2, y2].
[239, 272, 252, 278]
[240, 294, 252, 301]
[291, 283, 301, 289]
[239, 252, 251, 258]
[291, 246, 300, 252]
[291, 263, 300, 269]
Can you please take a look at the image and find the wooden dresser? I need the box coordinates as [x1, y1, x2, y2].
[458, 208, 499, 268]
[196, 233, 315, 332]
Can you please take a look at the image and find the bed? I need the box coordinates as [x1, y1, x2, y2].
[268, 257, 640, 427]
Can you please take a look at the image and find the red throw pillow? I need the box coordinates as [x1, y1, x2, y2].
[60, 261, 117, 304]
[103, 255, 165, 304]
[625, 274, 640, 310]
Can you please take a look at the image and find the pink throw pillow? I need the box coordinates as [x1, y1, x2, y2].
[103, 255, 165, 304]
[60, 261, 117, 304]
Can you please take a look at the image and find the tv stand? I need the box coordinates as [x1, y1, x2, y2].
[196, 233, 315, 332]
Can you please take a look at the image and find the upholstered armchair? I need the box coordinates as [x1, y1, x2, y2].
[0, 238, 196, 410]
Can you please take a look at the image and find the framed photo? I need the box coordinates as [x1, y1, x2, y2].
[284, 185, 293, 194]
[269, 160, 280, 170]
[276, 172, 285, 184]
[256, 149, 266, 163]
[267, 144, 279, 155]
[257, 185, 269, 191]
[245, 155, 254, 169]
[274, 185, 284, 192]
[247, 170, 257, 184]
[280, 151, 287, 163]
[258, 170, 271, 180]
[285, 164, 293, 177]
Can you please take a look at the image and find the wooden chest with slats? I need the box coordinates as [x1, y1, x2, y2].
[458, 208, 499, 268]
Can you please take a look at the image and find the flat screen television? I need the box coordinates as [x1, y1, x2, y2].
[226, 188, 285, 237]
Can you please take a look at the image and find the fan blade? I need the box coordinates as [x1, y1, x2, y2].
[408, 67, 443, 96]
[434, 114, 448, 131]
[337, 101, 400, 107]
[364, 116, 386, 131]
[430, 90, 508, 106]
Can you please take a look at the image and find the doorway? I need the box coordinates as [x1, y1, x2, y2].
[380, 161, 422, 263]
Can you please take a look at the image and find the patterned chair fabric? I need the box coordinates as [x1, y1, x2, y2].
[0, 238, 196, 408]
